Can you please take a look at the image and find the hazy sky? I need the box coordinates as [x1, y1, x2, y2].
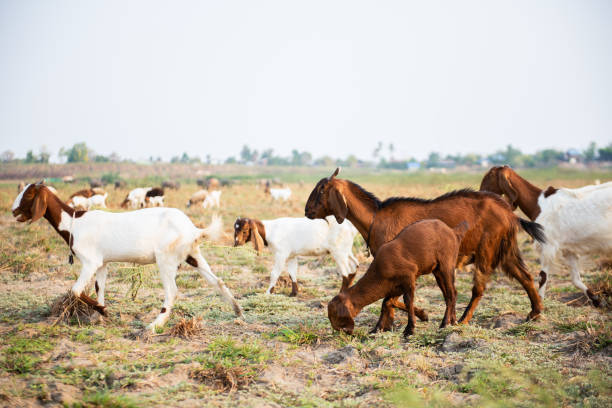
[1, 0, 611, 162]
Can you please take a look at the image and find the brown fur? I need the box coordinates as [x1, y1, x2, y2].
[69, 189, 96, 200]
[329, 220, 467, 337]
[13, 184, 85, 251]
[144, 187, 164, 204]
[233, 218, 267, 254]
[306, 168, 543, 328]
[543, 186, 558, 198]
[479, 165, 546, 221]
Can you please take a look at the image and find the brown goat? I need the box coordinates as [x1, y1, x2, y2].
[329, 220, 468, 337]
[306, 168, 545, 331]
[479, 165, 547, 221]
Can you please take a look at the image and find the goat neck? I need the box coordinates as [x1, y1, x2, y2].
[338, 180, 378, 252]
[342, 263, 389, 316]
[42, 189, 84, 246]
[508, 172, 543, 220]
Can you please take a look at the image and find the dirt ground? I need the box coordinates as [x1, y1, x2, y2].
[0, 168, 610, 407]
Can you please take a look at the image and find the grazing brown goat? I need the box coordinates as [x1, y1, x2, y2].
[306, 168, 545, 331]
[329, 220, 468, 337]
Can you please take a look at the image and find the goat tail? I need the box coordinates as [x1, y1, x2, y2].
[519, 218, 546, 244]
[199, 213, 223, 242]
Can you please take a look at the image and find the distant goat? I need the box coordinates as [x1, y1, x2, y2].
[162, 180, 181, 190]
[121, 187, 152, 209]
[70, 193, 108, 211]
[144, 187, 164, 207]
[12, 183, 243, 331]
[267, 187, 292, 201]
[234, 216, 359, 296]
[203, 190, 221, 209]
[187, 190, 208, 208]
[480, 166, 612, 306]
[329, 220, 468, 337]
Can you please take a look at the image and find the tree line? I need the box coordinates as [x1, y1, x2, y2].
[2, 141, 611, 168]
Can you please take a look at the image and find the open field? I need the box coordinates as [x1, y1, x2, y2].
[0, 167, 610, 407]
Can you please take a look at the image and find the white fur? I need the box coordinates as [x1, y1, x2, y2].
[243, 216, 359, 294]
[537, 182, 612, 301]
[12, 184, 30, 211]
[69, 193, 108, 211]
[147, 195, 165, 207]
[57, 208, 242, 330]
[269, 188, 291, 201]
[125, 187, 152, 209]
[202, 190, 221, 209]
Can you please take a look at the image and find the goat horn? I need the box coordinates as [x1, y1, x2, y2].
[329, 167, 340, 180]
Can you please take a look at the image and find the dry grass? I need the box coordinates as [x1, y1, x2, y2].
[189, 363, 257, 392]
[168, 317, 204, 338]
[49, 291, 98, 325]
[1, 167, 611, 407]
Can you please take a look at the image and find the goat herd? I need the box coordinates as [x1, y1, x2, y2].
[10, 167, 611, 339]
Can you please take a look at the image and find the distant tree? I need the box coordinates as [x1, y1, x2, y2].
[60, 142, 90, 163]
[533, 149, 564, 165]
[109, 152, 121, 162]
[225, 156, 237, 164]
[426, 152, 441, 168]
[261, 149, 274, 160]
[314, 155, 334, 166]
[94, 155, 110, 162]
[388, 143, 395, 160]
[24, 150, 36, 163]
[372, 141, 383, 159]
[240, 145, 253, 163]
[0, 150, 14, 162]
[598, 144, 612, 161]
[38, 146, 50, 163]
[584, 142, 597, 162]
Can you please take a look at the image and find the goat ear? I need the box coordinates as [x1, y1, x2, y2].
[329, 167, 340, 180]
[498, 170, 518, 209]
[328, 188, 348, 224]
[249, 220, 265, 254]
[30, 187, 47, 223]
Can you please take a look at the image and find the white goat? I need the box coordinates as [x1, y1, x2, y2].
[70, 193, 108, 210]
[233, 216, 359, 296]
[269, 188, 291, 201]
[121, 187, 152, 209]
[203, 190, 221, 209]
[12, 183, 243, 331]
[146, 195, 165, 207]
[537, 182, 612, 306]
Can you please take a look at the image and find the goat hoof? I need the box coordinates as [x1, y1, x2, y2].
[586, 290, 601, 307]
[289, 292, 297, 297]
[525, 312, 541, 322]
[97, 306, 107, 317]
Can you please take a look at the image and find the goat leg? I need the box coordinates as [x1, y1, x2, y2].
[370, 296, 396, 333]
[390, 298, 429, 322]
[79, 293, 107, 316]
